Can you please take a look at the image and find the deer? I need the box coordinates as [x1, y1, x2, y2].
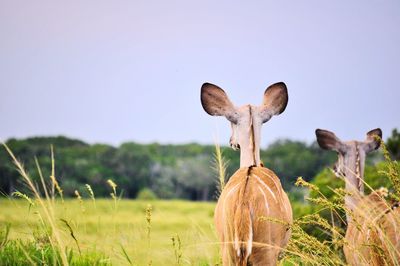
[201, 82, 293, 266]
[315, 128, 400, 265]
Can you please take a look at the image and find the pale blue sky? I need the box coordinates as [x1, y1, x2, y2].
[1, 1, 399, 147]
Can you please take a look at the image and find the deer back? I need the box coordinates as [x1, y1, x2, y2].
[344, 193, 400, 265]
[215, 166, 292, 265]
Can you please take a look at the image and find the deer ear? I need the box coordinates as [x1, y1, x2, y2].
[363, 128, 382, 153]
[201, 83, 238, 123]
[259, 82, 288, 122]
[315, 129, 347, 153]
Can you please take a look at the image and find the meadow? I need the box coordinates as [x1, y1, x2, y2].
[0, 137, 399, 265]
[0, 199, 219, 265]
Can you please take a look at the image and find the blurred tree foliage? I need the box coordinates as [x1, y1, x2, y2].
[311, 162, 391, 201]
[387, 128, 400, 160]
[261, 140, 336, 189]
[0, 130, 394, 201]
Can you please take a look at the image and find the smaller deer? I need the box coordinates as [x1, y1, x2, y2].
[201, 82, 292, 266]
[316, 128, 400, 265]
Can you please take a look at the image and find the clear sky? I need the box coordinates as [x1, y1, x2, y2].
[1, 1, 399, 147]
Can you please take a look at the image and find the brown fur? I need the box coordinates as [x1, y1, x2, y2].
[215, 166, 292, 266]
[201, 82, 291, 265]
[344, 194, 400, 265]
[315, 128, 400, 264]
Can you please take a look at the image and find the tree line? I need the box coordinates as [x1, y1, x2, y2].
[1, 129, 398, 201]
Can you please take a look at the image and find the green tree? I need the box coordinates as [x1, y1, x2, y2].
[261, 140, 335, 189]
[387, 128, 400, 160]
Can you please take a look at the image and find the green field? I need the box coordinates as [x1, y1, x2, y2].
[1, 139, 398, 265]
[0, 199, 220, 265]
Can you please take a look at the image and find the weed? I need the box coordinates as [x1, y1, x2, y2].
[171, 234, 183, 265]
[107, 179, 118, 210]
[212, 142, 228, 196]
[85, 184, 96, 209]
[74, 190, 85, 213]
[12, 191, 35, 211]
[145, 204, 153, 266]
[0, 223, 10, 249]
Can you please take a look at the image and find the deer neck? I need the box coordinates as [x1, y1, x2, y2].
[239, 106, 261, 168]
[344, 143, 365, 223]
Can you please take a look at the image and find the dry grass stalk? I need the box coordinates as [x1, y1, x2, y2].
[2, 143, 69, 266]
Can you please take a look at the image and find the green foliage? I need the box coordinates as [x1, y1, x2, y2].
[0, 223, 10, 249]
[2, 131, 396, 201]
[284, 140, 400, 265]
[261, 140, 336, 189]
[136, 188, 158, 200]
[1, 138, 399, 265]
[311, 169, 344, 200]
[0, 136, 337, 201]
[387, 128, 400, 160]
[1, 222, 108, 266]
[365, 162, 395, 193]
[0, 138, 222, 200]
[0, 239, 110, 266]
[310, 161, 395, 239]
[311, 162, 393, 201]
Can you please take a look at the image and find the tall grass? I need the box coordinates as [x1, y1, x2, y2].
[210, 140, 399, 265]
[283, 140, 400, 265]
[171, 234, 183, 265]
[2, 139, 398, 265]
[3, 143, 69, 265]
[107, 179, 119, 211]
[213, 142, 228, 196]
[379, 136, 400, 200]
[85, 184, 96, 209]
[145, 204, 153, 265]
[1, 143, 219, 265]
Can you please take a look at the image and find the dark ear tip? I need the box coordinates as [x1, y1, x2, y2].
[200, 83, 212, 115]
[376, 128, 383, 138]
[266, 82, 287, 93]
[274, 81, 287, 88]
[200, 82, 216, 101]
[278, 99, 288, 115]
[201, 82, 212, 92]
[376, 128, 382, 139]
[315, 128, 338, 150]
[315, 129, 325, 147]
[365, 128, 383, 151]
[367, 128, 383, 139]
[315, 129, 326, 137]
[273, 82, 288, 114]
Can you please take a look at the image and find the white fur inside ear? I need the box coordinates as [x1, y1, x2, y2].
[257, 106, 273, 124]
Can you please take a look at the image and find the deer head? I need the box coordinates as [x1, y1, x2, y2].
[201, 82, 288, 168]
[315, 128, 382, 214]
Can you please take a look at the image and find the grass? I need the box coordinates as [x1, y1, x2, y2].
[208, 140, 399, 265]
[281, 139, 400, 265]
[1, 143, 219, 265]
[1, 140, 399, 265]
[0, 238, 109, 266]
[0, 199, 219, 265]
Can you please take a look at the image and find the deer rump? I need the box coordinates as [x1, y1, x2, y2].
[215, 166, 292, 266]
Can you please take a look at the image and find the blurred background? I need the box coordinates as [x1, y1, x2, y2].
[1, 1, 399, 200]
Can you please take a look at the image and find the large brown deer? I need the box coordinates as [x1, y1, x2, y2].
[201, 82, 292, 266]
[316, 128, 400, 265]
